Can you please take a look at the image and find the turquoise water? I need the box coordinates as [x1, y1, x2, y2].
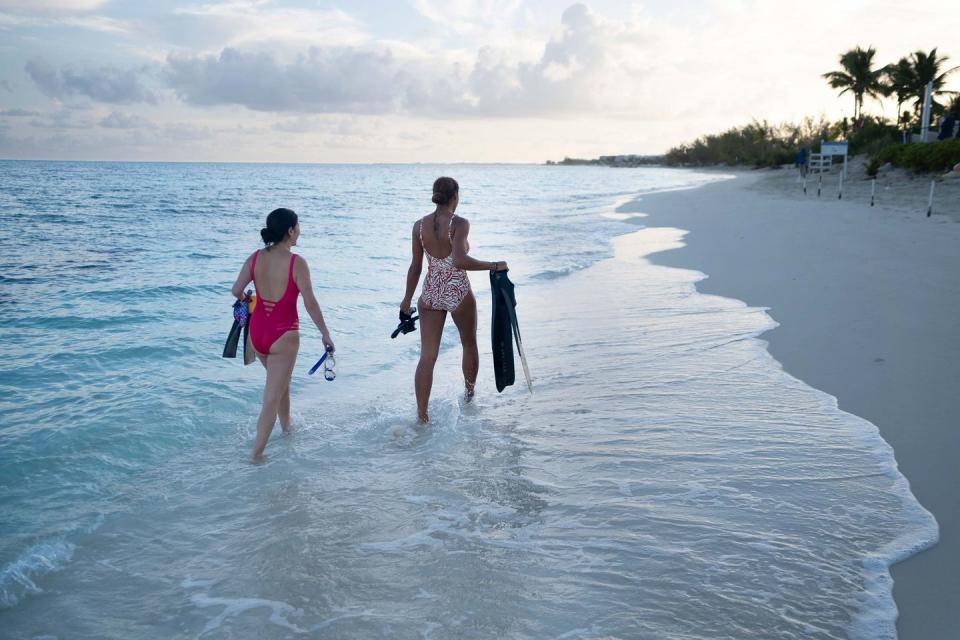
[0, 162, 935, 638]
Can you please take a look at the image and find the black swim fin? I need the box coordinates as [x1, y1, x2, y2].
[223, 318, 242, 358]
[490, 270, 533, 393]
[242, 319, 255, 365]
[490, 271, 516, 392]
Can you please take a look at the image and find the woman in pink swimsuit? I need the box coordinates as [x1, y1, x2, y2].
[231, 208, 335, 461]
[400, 177, 509, 424]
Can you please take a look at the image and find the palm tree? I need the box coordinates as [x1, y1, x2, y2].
[823, 46, 886, 120]
[906, 48, 958, 115]
[883, 57, 917, 129]
[948, 93, 960, 115]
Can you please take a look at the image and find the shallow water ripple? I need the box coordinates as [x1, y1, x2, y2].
[0, 162, 932, 639]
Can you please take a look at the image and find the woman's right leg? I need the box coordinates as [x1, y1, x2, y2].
[251, 331, 299, 461]
[415, 301, 447, 424]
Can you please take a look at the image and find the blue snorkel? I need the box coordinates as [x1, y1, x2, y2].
[308, 345, 336, 380]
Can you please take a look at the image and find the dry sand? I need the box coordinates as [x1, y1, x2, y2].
[753, 158, 960, 222]
[622, 167, 960, 639]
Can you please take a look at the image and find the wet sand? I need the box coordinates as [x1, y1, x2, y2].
[624, 170, 960, 639]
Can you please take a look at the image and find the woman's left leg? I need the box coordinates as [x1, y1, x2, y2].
[259, 351, 292, 432]
[278, 384, 292, 433]
[255, 352, 290, 433]
[251, 331, 299, 461]
[451, 291, 479, 398]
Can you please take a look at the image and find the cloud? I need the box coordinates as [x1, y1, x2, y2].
[1, 108, 38, 116]
[463, 4, 613, 115]
[59, 15, 131, 34]
[0, 11, 130, 34]
[0, 0, 108, 12]
[25, 59, 156, 104]
[166, 47, 414, 114]
[28, 108, 92, 129]
[162, 4, 631, 118]
[152, 1, 368, 53]
[413, 0, 523, 39]
[99, 110, 153, 129]
[161, 122, 214, 141]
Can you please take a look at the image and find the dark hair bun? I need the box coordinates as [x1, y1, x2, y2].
[432, 177, 459, 205]
[260, 227, 279, 244]
[261, 208, 298, 246]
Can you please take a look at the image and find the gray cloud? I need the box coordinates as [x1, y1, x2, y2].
[25, 59, 156, 104]
[162, 4, 613, 118]
[166, 47, 414, 114]
[28, 108, 92, 129]
[99, 110, 154, 129]
[462, 4, 606, 115]
[16, 4, 626, 121]
[0, 0, 107, 11]
[1, 108, 39, 116]
[162, 122, 213, 141]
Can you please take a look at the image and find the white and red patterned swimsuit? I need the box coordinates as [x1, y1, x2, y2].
[419, 214, 472, 312]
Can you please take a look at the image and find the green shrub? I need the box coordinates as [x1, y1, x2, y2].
[664, 116, 896, 168]
[873, 139, 960, 173]
[847, 118, 899, 155]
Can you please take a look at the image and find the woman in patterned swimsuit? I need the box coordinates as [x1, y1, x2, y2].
[400, 177, 509, 424]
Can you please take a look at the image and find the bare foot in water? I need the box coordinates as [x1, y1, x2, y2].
[464, 380, 476, 403]
[280, 421, 294, 435]
[416, 413, 429, 427]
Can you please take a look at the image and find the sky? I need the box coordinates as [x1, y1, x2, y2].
[0, 0, 957, 163]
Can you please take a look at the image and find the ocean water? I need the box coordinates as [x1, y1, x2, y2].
[0, 161, 936, 639]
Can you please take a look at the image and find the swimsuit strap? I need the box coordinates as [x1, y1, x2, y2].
[284, 254, 298, 297]
[250, 250, 259, 286]
[448, 214, 456, 243]
[418, 219, 424, 248]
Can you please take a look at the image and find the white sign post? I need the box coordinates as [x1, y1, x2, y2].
[920, 81, 933, 143]
[820, 140, 849, 179]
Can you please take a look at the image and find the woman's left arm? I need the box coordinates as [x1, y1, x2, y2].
[294, 256, 335, 351]
[231, 254, 254, 300]
[451, 218, 508, 271]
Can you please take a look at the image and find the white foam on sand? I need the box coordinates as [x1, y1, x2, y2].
[629, 171, 952, 638]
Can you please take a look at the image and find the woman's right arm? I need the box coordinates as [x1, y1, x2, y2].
[400, 221, 424, 314]
[231, 254, 254, 300]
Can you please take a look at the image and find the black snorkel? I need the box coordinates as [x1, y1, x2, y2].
[391, 310, 419, 339]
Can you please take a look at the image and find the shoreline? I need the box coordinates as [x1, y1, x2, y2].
[621, 171, 960, 639]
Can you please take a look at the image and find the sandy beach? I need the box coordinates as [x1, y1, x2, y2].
[624, 168, 960, 639]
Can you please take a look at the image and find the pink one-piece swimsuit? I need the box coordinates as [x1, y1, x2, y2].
[249, 250, 300, 354]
